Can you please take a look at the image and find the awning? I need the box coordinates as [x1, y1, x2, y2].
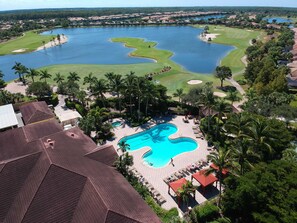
[192, 170, 218, 188]
[210, 163, 229, 175]
[168, 178, 188, 195]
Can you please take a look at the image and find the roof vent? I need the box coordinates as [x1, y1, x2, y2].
[49, 142, 54, 146]
[47, 138, 52, 143]
[71, 133, 75, 137]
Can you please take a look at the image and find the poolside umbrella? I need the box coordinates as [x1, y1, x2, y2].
[168, 178, 188, 206]
[191, 170, 218, 194]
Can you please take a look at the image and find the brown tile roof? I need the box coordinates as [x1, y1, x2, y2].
[85, 144, 118, 166]
[20, 101, 55, 125]
[0, 120, 160, 223]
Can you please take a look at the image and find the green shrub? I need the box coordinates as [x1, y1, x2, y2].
[65, 99, 75, 109]
[145, 196, 181, 223]
[190, 202, 220, 223]
[75, 103, 87, 116]
[237, 79, 247, 85]
[50, 94, 59, 107]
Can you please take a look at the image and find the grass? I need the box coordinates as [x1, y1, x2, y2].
[194, 25, 264, 74]
[29, 25, 262, 95]
[0, 31, 54, 55]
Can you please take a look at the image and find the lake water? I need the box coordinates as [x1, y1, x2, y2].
[0, 26, 234, 81]
[264, 17, 292, 23]
[193, 14, 226, 21]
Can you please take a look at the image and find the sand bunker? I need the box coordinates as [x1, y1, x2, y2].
[187, 80, 203, 85]
[12, 49, 26, 53]
[199, 33, 220, 42]
[214, 92, 227, 98]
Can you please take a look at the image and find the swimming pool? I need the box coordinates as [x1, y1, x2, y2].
[112, 121, 122, 128]
[119, 123, 198, 168]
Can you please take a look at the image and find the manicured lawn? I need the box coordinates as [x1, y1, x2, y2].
[35, 25, 260, 95]
[0, 31, 54, 55]
[195, 25, 264, 74]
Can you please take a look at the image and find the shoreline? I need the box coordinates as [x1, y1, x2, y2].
[35, 35, 68, 51]
[198, 33, 220, 42]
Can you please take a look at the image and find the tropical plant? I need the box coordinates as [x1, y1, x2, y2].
[39, 70, 52, 83]
[215, 66, 232, 88]
[83, 72, 96, 90]
[177, 181, 197, 207]
[0, 70, 6, 89]
[53, 72, 65, 85]
[114, 152, 134, 176]
[173, 88, 185, 103]
[27, 68, 39, 83]
[12, 62, 27, 82]
[78, 114, 96, 136]
[26, 81, 52, 98]
[118, 140, 130, 153]
[124, 71, 136, 116]
[90, 78, 108, 107]
[105, 73, 123, 113]
[67, 72, 81, 83]
[206, 148, 232, 206]
[226, 91, 240, 106]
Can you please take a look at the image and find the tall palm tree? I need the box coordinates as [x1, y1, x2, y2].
[90, 78, 108, 107]
[83, 72, 95, 90]
[53, 72, 65, 85]
[246, 118, 274, 160]
[124, 72, 136, 116]
[202, 83, 216, 132]
[27, 68, 39, 83]
[143, 79, 157, 117]
[134, 77, 146, 121]
[230, 138, 259, 175]
[224, 113, 252, 140]
[206, 148, 232, 206]
[0, 70, 6, 89]
[213, 98, 232, 120]
[67, 72, 81, 83]
[39, 70, 52, 83]
[76, 90, 87, 107]
[105, 73, 123, 113]
[12, 62, 28, 82]
[173, 88, 184, 103]
[114, 152, 134, 176]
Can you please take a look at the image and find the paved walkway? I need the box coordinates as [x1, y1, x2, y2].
[107, 115, 220, 211]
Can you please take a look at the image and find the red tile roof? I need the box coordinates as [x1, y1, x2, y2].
[192, 170, 218, 187]
[20, 101, 55, 125]
[0, 120, 160, 223]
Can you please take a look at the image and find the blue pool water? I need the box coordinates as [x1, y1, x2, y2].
[119, 123, 198, 168]
[112, 121, 122, 127]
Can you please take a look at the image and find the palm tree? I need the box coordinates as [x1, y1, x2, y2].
[124, 72, 136, 116]
[230, 139, 259, 175]
[67, 72, 81, 83]
[118, 140, 130, 153]
[12, 62, 28, 82]
[105, 73, 123, 113]
[177, 181, 197, 207]
[224, 113, 252, 140]
[90, 78, 108, 107]
[213, 98, 232, 120]
[173, 88, 185, 103]
[78, 115, 96, 136]
[39, 70, 52, 83]
[83, 72, 96, 90]
[114, 152, 134, 176]
[134, 77, 146, 121]
[143, 79, 157, 117]
[53, 72, 65, 85]
[202, 83, 216, 132]
[76, 90, 87, 107]
[27, 68, 39, 83]
[246, 118, 274, 160]
[206, 148, 232, 206]
[226, 91, 241, 106]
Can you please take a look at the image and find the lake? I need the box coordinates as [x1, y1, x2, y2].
[264, 17, 292, 23]
[193, 14, 226, 21]
[0, 26, 234, 81]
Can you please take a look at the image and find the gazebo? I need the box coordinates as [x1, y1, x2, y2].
[191, 170, 218, 194]
[168, 178, 194, 206]
[210, 163, 229, 176]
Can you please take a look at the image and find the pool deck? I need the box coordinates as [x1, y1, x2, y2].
[107, 115, 219, 212]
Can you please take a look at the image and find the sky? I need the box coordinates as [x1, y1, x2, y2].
[1, 0, 297, 11]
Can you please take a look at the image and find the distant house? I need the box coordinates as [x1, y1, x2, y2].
[19, 101, 55, 125]
[0, 118, 160, 222]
